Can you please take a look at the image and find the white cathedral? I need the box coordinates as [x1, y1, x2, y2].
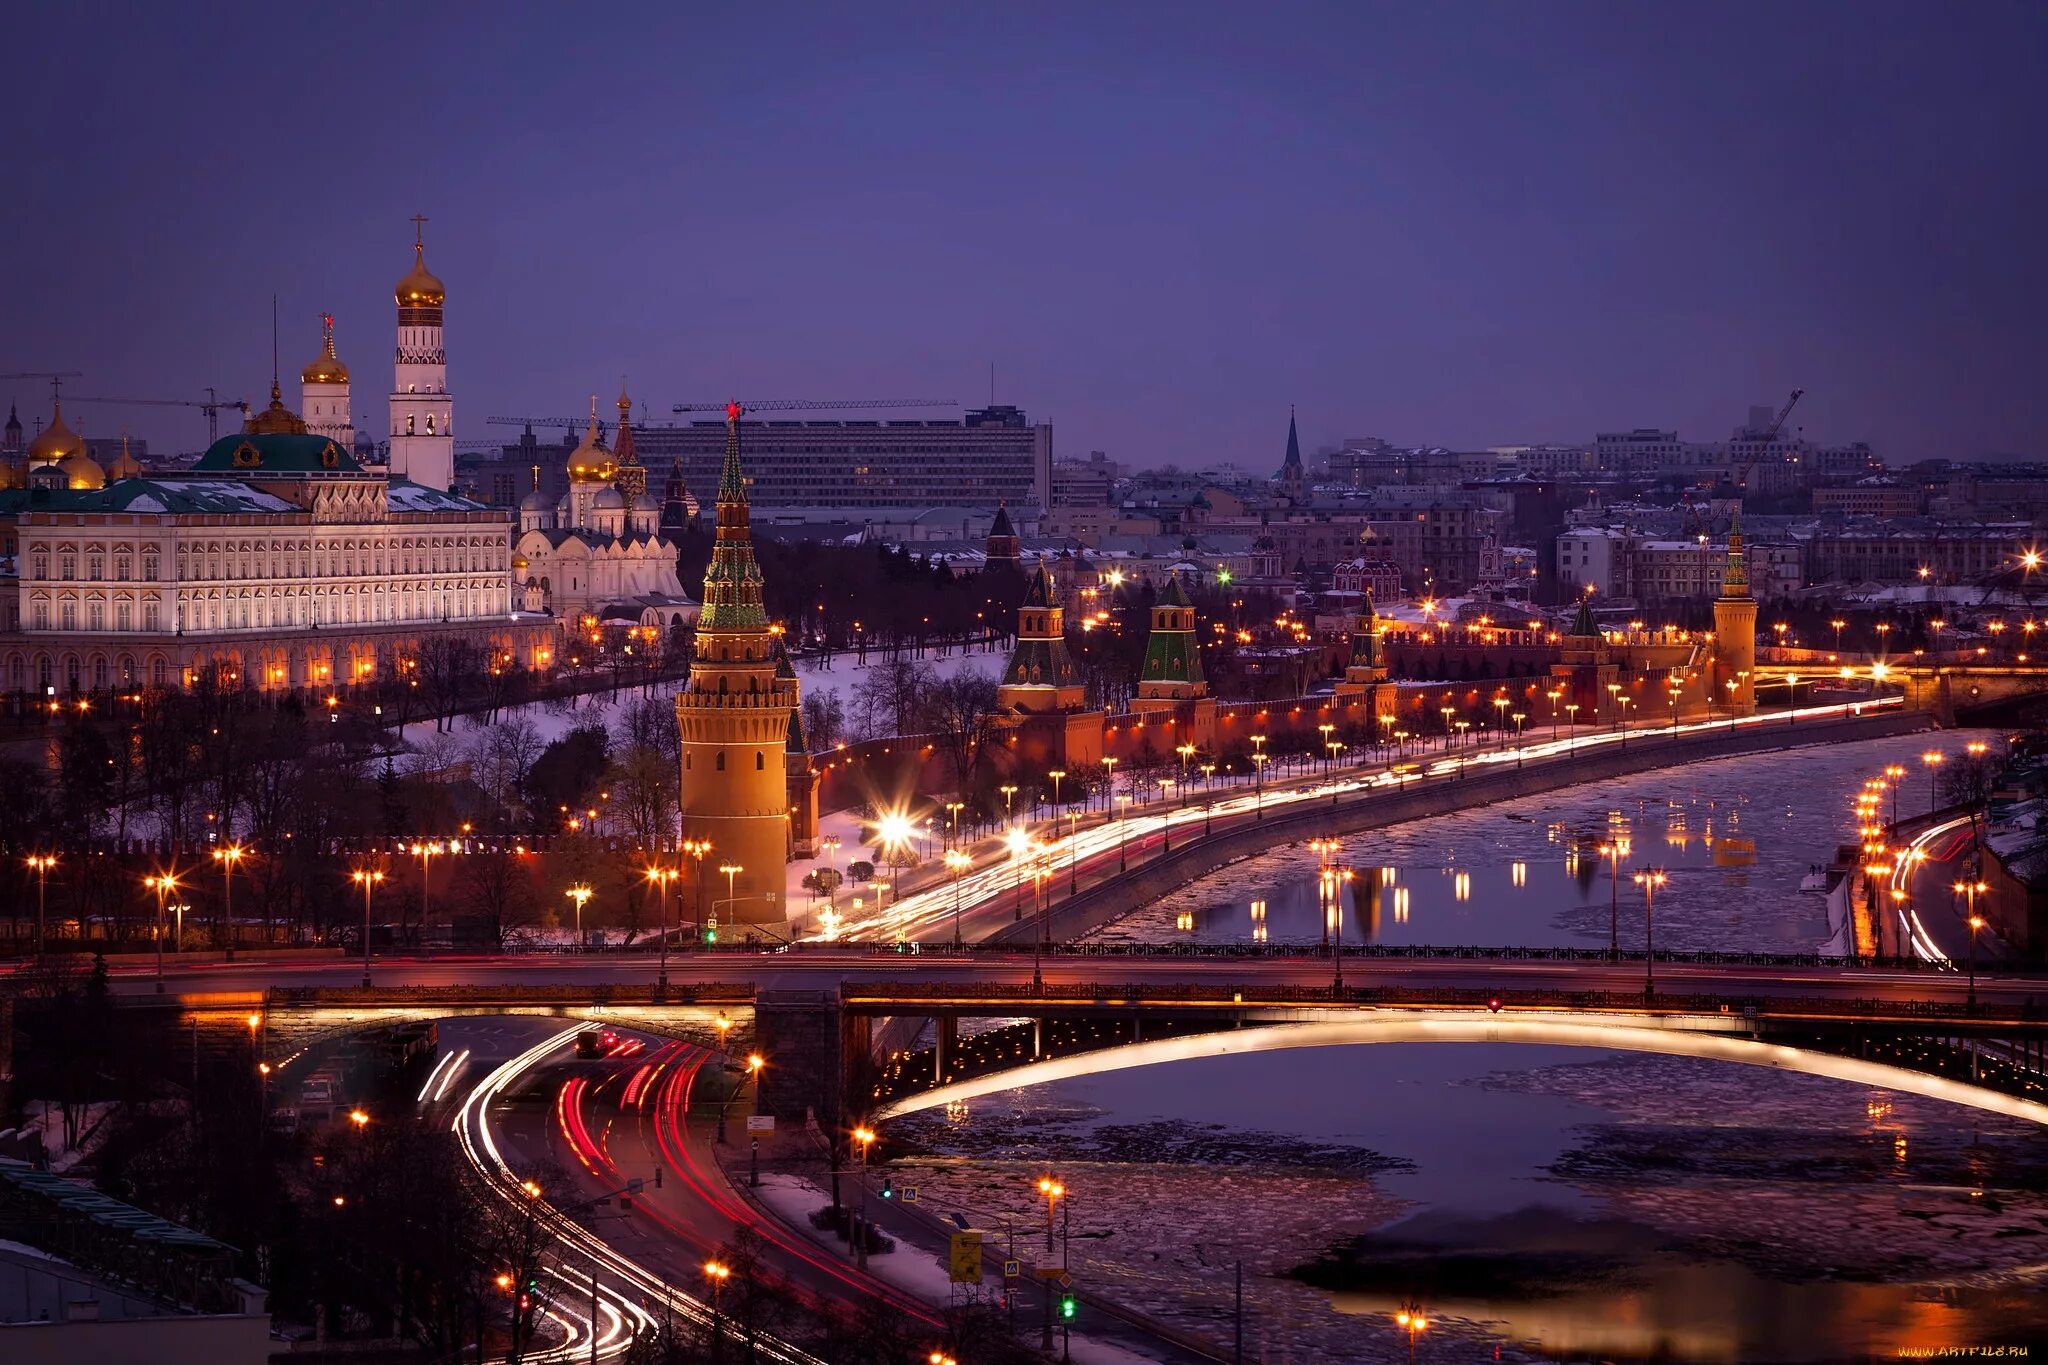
[513, 389, 695, 632]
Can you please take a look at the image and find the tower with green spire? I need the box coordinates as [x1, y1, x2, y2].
[675, 405, 800, 924]
[1133, 569, 1219, 749]
[1333, 589, 1388, 704]
[1713, 509, 1758, 714]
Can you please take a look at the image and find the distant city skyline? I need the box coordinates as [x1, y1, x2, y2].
[7, 2, 2045, 467]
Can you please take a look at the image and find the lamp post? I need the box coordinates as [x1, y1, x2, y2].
[1048, 769, 1067, 818]
[409, 840, 440, 948]
[682, 839, 713, 943]
[1249, 736, 1266, 814]
[565, 884, 592, 948]
[1955, 881, 1987, 1007]
[1318, 723, 1335, 771]
[212, 843, 246, 958]
[944, 850, 970, 947]
[1066, 811, 1081, 894]
[1633, 867, 1667, 996]
[1923, 750, 1945, 815]
[1511, 712, 1526, 769]
[1157, 777, 1175, 850]
[1199, 764, 1217, 835]
[1100, 757, 1118, 818]
[645, 865, 678, 992]
[717, 865, 742, 938]
[1116, 794, 1133, 871]
[1006, 828, 1031, 920]
[350, 869, 384, 987]
[746, 1054, 764, 1185]
[147, 871, 180, 992]
[24, 854, 55, 956]
[851, 1125, 876, 1269]
[1597, 841, 1627, 959]
[1037, 1175, 1065, 1351]
[1393, 1305, 1430, 1365]
[703, 1259, 729, 1353]
[999, 784, 1018, 825]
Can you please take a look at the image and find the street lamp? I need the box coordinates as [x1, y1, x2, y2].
[1633, 868, 1667, 996]
[1100, 756, 1118, 816]
[746, 1054, 765, 1185]
[24, 854, 55, 956]
[681, 839, 713, 941]
[999, 784, 1019, 824]
[146, 871, 181, 991]
[943, 849, 971, 947]
[212, 843, 246, 958]
[645, 865, 679, 991]
[1597, 840, 1628, 958]
[851, 1125, 877, 1269]
[564, 884, 592, 948]
[1037, 1174, 1067, 1351]
[1115, 794, 1133, 871]
[350, 868, 385, 987]
[1048, 768, 1068, 816]
[717, 864, 743, 936]
[409, 840, 441, 947]
[1922, 750, 1945, 815]
[703, 1259, 730, 1350]
[1955, 881, 1987, 1006]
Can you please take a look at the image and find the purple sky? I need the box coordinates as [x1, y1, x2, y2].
[7, 2, 2045, 466]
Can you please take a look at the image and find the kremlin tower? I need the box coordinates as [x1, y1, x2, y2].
[300, 313, 354, 449]
[387, 219, 453, 490]
[1332, 588, 1387, 708]
[674, 406, 802, 927]
[1130, 569, 1216, 749]
[1713, 512, 1758, 715]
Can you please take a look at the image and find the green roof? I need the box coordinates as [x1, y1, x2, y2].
[192, 430, 361, 474]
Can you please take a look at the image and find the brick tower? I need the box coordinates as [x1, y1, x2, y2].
[675, 405, 798, 926]
[1131, 570, 1216, 749]
[1713, 510, 1758, 715]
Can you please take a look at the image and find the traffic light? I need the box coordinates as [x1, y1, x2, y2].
[880, 1177, 895, 1200]
[1060, 1293, 1077, 1320]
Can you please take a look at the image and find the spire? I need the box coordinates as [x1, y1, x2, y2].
[1158, 566, 1193, 607]
[1570, 594, 1599, 637]
[1024, 561, 1056, 608]
[989, 501, 1015, 539]
[1278, 407, 1304, 483]
[717, 402, 748, 505]
[1721, 509, 1751, 599]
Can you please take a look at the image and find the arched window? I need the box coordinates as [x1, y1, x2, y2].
[715, 751, 725, 771]
[755, 751, 765, 771]
[684, 754, 692, 771]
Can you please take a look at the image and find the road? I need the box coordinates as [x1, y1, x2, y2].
[442, 1014, 1217, 1363]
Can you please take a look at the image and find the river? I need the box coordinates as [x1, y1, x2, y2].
[884, 730, 2048, 1362]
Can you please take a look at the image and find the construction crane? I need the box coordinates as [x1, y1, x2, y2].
[1730, 387, 1805, 495]
[669, 398, 958, 416]
[0, 371, 84, 406]
[486, 415, 586, 430]
[68, 388, 253, 443]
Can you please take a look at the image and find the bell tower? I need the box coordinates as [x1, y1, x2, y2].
[387, 217, 453, 490]
[675, 406, 799, 927]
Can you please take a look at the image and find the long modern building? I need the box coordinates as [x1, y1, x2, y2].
[631, 404, 1052, 511]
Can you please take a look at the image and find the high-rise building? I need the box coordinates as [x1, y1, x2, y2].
[632, 405, 1052, 511]
[674, 408, 803, 926]
[387, 222, 453, 491]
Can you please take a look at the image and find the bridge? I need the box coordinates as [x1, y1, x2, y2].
[1754, 661, 2048, 725]
[29, 946, 2048, 1133]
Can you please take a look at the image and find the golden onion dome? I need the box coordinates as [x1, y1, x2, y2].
[511, 554, 529, 570]
[395, 243, 446, 307]
[302, 317, 350, 385]
[58, 451, 106, 490]
[108, 435, 143, 480]
[26, 401, 86, 465]
[566, 412, 616, 484]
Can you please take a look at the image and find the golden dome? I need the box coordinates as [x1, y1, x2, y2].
[566, 405, 616, 484]
[396, 243, 445, 307]
[108, 435, 142, 480]
[511, 554, 530, 570]
[58, 451, 106, 490]
[245, 383, 310, 436]
[301, 315, 350, 385]
[26, 400, 86, 465]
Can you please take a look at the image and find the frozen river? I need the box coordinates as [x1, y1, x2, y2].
[886, 731, 2048, 1361]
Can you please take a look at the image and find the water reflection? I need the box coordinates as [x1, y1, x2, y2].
[1114, 731, 2000, 953]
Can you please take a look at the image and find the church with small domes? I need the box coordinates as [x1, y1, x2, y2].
[512, 387, 694, 634]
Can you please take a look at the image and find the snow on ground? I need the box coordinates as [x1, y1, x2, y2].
[749, 1172, 1169, 1365]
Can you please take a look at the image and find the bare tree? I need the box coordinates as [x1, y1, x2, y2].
[919, 668, 1001, 794]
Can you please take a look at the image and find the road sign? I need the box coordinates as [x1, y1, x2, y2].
[900, 1186, 919, 1203]
[1034, 1266, 1066, 1280]
[1003, 1259, 1021, 1279]
[745, 1115, 775, 1132]
[948, 1232, 983, 1284]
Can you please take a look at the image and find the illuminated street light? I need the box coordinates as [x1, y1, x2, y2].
[1633, 868, 1668, 996]
[564, 884, 593, 948]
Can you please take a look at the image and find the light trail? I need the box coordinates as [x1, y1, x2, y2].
[817, 697, 1906, 943]
[452, 1026, 825, 1365]
[1889, 815, 1974, 963]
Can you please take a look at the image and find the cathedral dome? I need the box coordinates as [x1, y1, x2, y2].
[26, 402, 86, 465]
[301, 324, 349, 385]
[58, 450, 106, 490]
[395, 244, 445, 307]
[511, 554, 529, 570]
[593, 486, 626, 509]
[566, 413, 616, 484]
[108, 438, 143, 481]
[519, 487, 551, 512]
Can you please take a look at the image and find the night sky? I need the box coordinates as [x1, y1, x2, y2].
[8, 2, 2045, 465]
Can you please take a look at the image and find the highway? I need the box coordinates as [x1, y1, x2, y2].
[440, 1014, 1217, 1363]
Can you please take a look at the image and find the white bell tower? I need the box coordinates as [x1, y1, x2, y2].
[388, 215, 454, 490]
[300, 312, 354, 449]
